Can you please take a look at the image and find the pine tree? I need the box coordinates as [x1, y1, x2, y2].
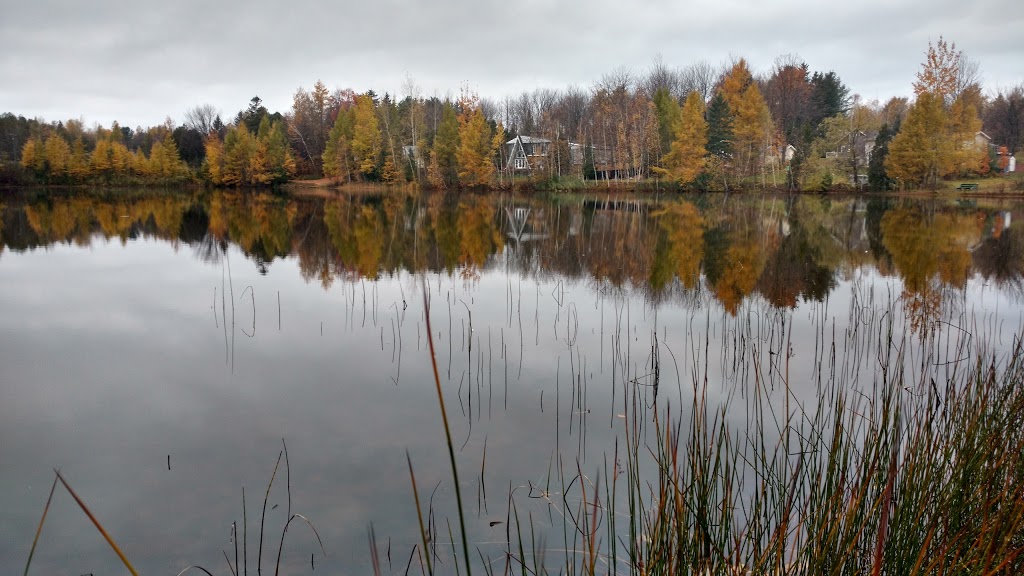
[706, 93, 734, 159]
[429, 103, 460, 188]
[264, 120, 295, 184]
[323, 108, 354, 181]
[868, 123, 895, 191]
[652, 87, 682, 159]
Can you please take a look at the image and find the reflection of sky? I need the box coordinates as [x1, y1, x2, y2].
[2, 234, 1023, 574]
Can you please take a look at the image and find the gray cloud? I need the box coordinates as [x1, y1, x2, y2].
[2, 0, 1022, 127]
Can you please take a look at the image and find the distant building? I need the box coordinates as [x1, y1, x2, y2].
[402, 145, 424, 169]
[505, 136, 552, 172]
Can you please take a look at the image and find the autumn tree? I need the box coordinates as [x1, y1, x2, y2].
[885, 92, 953, 189]
[655, 91, 707, 186]
[289, 82, 334, 176]
[19, 137, 46, 178]
[350, 93, 382, 179]
[456, 93, 497, 187]
[913, 36, 964, 105]
[947, 85, 988, 175]
[717, 59, 772, 179]
[763, 55, 815, 146]
[147, 135, 189, 181]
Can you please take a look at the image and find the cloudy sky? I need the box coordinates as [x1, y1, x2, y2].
[2, 0, 1022, 128]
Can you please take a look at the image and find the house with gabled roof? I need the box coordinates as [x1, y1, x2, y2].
[506, 136, 552, 172]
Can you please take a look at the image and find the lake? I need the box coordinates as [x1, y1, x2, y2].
[1, 188, 1022, 574]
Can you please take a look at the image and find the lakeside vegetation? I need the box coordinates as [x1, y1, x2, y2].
[2, 38, 1022, 193]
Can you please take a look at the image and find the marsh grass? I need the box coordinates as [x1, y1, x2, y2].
[408, 283, 1024, 575]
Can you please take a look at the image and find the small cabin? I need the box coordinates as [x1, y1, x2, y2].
[506, 136, 552, 171]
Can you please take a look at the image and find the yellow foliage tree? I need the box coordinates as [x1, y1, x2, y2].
[655, 91, 707, 185]
[456, 95, 496, 187]
[947, 87, 988, 175]
[43, 134, 71, 178]
[718, 59, 772, 178]
[885, 92, 954, 189]
[204, 135, 225, 185]
[20, 137, 43, 175]
[351, 94, 381, 179]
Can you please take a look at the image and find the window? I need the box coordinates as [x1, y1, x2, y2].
[515, 157, 528, 170]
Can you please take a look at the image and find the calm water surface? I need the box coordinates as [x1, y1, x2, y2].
[1, 189, 1022, 574]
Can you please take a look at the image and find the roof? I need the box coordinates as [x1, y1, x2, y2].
[505, 135, 551, 145]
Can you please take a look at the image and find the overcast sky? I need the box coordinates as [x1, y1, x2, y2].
[2, 0, 1022, 129]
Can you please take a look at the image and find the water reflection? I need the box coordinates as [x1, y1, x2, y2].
[2, 188, 1023, 574]
[4, 190, 1024, 315]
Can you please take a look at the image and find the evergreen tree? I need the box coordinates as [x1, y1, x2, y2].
[429, 103, 460, 188]
[810, 71, 851, 127]
[868, 123, 896, 191]
[652, 87, 682, 159]
[263, 119, 295, 184]
[706, 93, 734, 159]
[323, 107, 354, 180]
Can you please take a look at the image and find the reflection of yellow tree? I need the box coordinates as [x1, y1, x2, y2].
[650, 201, 704, 290]
[457, 199, 502, 280]
[353, 205, 384, 279]
[323, 197, 384, 280]
[714, 236, 766, 315]
[881, 206, 976, 333]
[880, 207, 973, 293]
[22, 194, 197, 246]
[218, 193, 296, 258]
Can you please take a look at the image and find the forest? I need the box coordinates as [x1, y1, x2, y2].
[0, 37, 1021, 192]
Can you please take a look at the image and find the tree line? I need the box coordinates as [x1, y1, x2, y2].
[1, 37, 1021, 190]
